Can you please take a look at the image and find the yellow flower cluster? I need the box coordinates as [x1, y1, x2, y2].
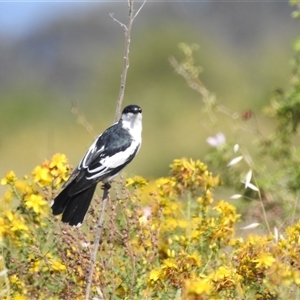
[0, 154, 70, 240]
[0, 154, 70, 299]
[149, 252, 201, 289]
[2, 156, 300, 299]
[32, 153, 70, 188]
[126, 175, 148, 189]
[127, 158, 300, 299]
[170, 158, 219, 197]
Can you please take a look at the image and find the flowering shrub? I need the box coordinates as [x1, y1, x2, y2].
[1, 155, 300, 299]
[0, 154, 71, 299]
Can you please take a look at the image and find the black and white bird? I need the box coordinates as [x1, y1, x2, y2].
[51, 104, 142, 226]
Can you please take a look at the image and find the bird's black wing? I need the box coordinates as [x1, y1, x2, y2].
[68, 124, 139, 195]
[59, 123, 117, 190]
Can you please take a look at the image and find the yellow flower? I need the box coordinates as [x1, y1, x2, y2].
[32, 165, 52, 186]
[1, 171, 17, 185]
[149, 269, 161, 282]
[0, 217, 8, 239]
[4, 210, 14, 222]
[3, 189, 13, 203]
[6, 211, 29, 232]
[213, 265, 232, 280]
[24, 194, 48, 214]
[49, 154, 70, 186]
[126, 176, 148, 188]
[12, 293, 27, 300]
[213, 200, 240, 222]
[11, 218, 29, 232]
[292, 270, 300, 285]
[14, 180, 30, 195]
[178, 219, 188, 228]
[10, 274, 19, 284]
[162, 258, 178, 269]
[49, 153, 68, 170]
[184, 276, 212, 295]
[185, 253, 201, 268]
[156, 177, 176, 197]
[162, 218, 177, 230]
[50, 260, 67, 272]
[29, 260, 40, 273]
[9, 276, 27, 298]
[254, 253, 276, 268]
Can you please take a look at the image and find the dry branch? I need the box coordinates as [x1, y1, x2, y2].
[85, 1, 146, 298]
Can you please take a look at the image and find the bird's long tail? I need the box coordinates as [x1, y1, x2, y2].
[51, 181, 97, 226]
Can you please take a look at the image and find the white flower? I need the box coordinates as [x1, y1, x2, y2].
[240, 223, 260, 230]
[206, 132, 226, 148]
[227, 156, 243, 167]
[233, 144, 239, 153]
[230, 194, 243, 199]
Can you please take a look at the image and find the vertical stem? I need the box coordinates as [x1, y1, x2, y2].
[85, 185, 110, 300]
[85, 1, 145, 298]
[114, 0, 134, 122]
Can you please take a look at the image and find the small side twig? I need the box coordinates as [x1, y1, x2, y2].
[71, 102, 95, 138]
[85, 184, 110, 300]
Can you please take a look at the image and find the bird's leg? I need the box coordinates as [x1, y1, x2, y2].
[102, 182, 111, 190]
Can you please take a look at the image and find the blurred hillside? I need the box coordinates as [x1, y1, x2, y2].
[0, 1, 299, 184]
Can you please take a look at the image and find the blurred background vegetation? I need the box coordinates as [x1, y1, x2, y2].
[0, 1, 299, 192]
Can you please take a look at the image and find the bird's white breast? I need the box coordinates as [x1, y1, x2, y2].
[121, 112, 142, 145]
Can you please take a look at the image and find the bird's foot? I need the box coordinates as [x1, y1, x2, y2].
[102, 182, 111, 190]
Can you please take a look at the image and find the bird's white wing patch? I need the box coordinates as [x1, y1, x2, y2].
[102, 143, 138, 168]
[86, 142, 140, 180]
[79, 140, 104, 169]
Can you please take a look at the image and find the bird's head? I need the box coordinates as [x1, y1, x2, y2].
[120, 104, 142, 132]
[122, 105, 142, 115]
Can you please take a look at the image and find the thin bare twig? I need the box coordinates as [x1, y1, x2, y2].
[109, 13, 128, 31]
[71, 102, 95, 138]
[113, 0, 146, 122]
[85, 0, 145, 298]
[133, 0, 146, 22]
[85, 185, 110, 300]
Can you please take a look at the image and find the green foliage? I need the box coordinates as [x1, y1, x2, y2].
[291, 0, 300, 19]
[167, 3, 300, 232]
[261, 33, 300, 161]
